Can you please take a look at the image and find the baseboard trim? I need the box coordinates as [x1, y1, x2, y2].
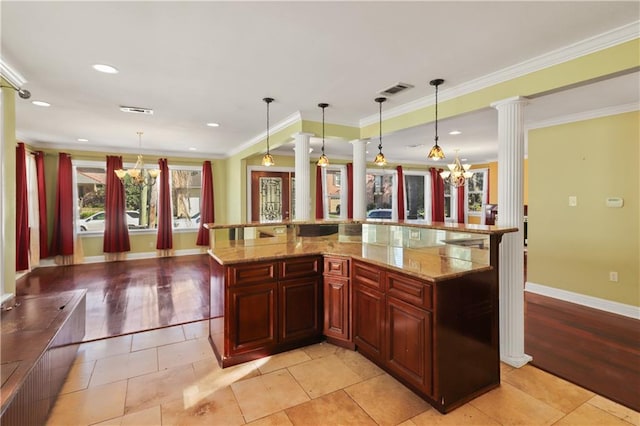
[83, 248, 206, 264]
[525, 281, 640, 320]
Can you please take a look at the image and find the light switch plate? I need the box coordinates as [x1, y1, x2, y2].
[606, 197, 624, 208]
[569, 196, 577, 207]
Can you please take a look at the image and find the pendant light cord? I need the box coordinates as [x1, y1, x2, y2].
[266, 101, 270, 154]
[321, 105, 325, 155]
[378, 99, 383, 152]
[434, 83, 439, 145]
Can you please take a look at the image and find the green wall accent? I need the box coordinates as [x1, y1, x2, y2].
[300, 120, 360, 141]
[361, 39, 640, 139]
[2, 82, 17, 298]
[528, 112, 639, 306]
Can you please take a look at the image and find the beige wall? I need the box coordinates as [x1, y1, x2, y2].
[528, 111, 639, 306]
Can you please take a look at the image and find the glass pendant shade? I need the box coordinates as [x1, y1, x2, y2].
[317, 103, 329, 167]
[439, 151, 473, 188]
[374, 97, 387, 167]
[427, 78, 445, 161]
[262, 97, 275, 167]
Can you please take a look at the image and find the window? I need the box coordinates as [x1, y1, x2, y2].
[466, 169, 488, 218]
[443, 182, 458, 222]
[366, 170, 395, 219]
[323, 166, 346, 219]
[74, 161, 201, 232]
[403, 172, 431, 220]
[170, 167, 202, 229]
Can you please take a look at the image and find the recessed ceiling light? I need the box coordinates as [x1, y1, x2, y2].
[92, 64, 119, 74]
[77, 138, 89, 142]
[189, 147, 197, 151]
[449, 130, 462, 135]
[206, 122, 220, 127]
[32, 100, 50, 107]
[461, 158, 468, 162]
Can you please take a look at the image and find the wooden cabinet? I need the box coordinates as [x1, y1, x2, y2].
[213, 256, 323, 367]
[353, 260, 385, 362]
[323, 256, 353, 348]
[386, 295, 432, 397]
[280, 276, 322, 344]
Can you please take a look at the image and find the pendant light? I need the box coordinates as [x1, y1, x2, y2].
[317, 103, 330, 167]
[261, 97, 275, 167]
[114, 131, 160, 187]
[374, 97, 387, 166]
[427, 78, 446, 161]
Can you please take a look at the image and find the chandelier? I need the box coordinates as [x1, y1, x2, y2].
[261, 97, 275, 167]
[317, 102, 329, 167]
[440, 150, 473, 187]
[374, 97, 387, 166]
[114, 132, 160, 186]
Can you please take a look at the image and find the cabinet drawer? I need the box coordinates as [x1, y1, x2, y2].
[324, 257, 350, 277]
[228, 261, 277, 286]
[352, 260, 384, 290]
[387, 272, 433, 310]
[280, 256, 321, 279]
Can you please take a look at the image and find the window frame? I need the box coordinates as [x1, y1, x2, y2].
[168, 164, 202, 232]
[465, 168, 489, 222]
[322, 165, 347, 220]
[402, 170, 431, 221]
[365, 168, 397, 220]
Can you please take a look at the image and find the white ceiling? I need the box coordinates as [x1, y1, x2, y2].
[2, 1, 639, 165]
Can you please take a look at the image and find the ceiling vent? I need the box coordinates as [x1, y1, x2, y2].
[120, 106, 154, 115]
[379, 82, 414, 96]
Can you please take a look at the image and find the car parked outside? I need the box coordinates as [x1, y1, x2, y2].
[173, 212, 201, 229]
[366, 208, 392, 219]
[78, 210, 140, 232]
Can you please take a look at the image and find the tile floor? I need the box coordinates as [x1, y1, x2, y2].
[47, 321, 640, 426]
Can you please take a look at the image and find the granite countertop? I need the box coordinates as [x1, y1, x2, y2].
[209, 239, 492, 282]
[204, 219, 518, 236]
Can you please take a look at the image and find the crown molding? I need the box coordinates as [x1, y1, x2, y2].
[0, 57, 27, 88]
[228, 111, 303, 157]
[360, 21, 640, 127]
[526, 102, 639, 130]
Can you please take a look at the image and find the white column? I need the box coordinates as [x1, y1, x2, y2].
[293, 132, 313, 220]
[350, 139, 367, 220]
[491, 96, 532, 368]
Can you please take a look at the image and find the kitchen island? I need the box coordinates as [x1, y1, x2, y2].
[206, 220, 516, 413]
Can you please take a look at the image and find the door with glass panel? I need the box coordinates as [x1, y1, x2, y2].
[251, 171, 294, 222]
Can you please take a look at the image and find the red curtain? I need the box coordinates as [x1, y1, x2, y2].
[347, 163, 353, 219]
[430, 167, 445, 222]
[15, 143, 29, 271]
[396, 166, 405, 221]
[35, 151, 49, 258]
[196, 161, 215, 246]
[315, 166, 324, 220]
[103, 156, 130, 253]
[50, 153, 74, 256]
[156, 158, 173, 250]
[457, 185, 465, 224]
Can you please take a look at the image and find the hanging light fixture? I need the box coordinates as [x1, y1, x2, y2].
[374, 97, 387, 166]
[440, 149, 474, 187]
[114, 132, 160, 187]
[261, 97, 275, 167]
[317, 102, 329, 167]
[427, 78, 446, 161]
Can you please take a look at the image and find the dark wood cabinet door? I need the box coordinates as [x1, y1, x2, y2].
[279, 277, 322, 343]
[386, 296, 433, 396]
[353, 283, 385, 362]
[228, 283, 277, 355]
[323, 276, 350, 340]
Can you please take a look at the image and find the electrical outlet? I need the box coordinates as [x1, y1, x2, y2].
[409, 229, 420, 240]
[609, 271, 619, 282]
[568, 196, 577, 207]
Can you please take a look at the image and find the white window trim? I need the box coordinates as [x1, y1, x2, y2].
[322, 165, 347, 220]
[402, 170, 431, 222]
[366, 168, 397, 220]
[466, 168, 489, 220]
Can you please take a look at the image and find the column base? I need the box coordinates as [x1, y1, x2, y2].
[501, 353, 533, 368]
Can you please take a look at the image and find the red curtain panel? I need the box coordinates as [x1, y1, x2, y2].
[457, 185, 465, 224]
[34, 151, 49, 258]
[315, 165, 324, 220]
[347, 163, 353, 219]
[50, 153, 74, 256]
[430, 167, 445, 222]
[103, 156, 131, 253]
[156, 158, 173, 250]
[396, 165, 405, 221]
[196, 161, 215, 246]
[15, 143, 30, 271]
